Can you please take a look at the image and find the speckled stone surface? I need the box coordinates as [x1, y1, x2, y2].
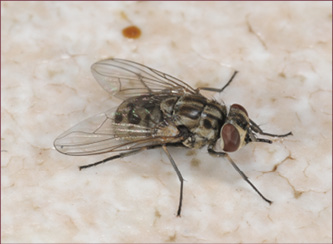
[2, 1, 332, 243]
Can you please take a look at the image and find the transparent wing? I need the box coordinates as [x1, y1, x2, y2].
[54, 107, 182, 156]
[91, 58, 196, 99]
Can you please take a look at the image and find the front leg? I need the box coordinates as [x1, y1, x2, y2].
[207, 145, 272, 204]
[250, 119, 293, 138]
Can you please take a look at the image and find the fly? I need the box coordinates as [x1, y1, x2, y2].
[54, 58, 292, 216]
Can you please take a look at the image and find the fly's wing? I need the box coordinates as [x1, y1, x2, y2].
[54, 107, 182, 156]
[91, 58, 196, 99]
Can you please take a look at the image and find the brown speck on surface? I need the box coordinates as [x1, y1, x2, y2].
[122, 25, 141, 39]
[278, 72, 286, 78]
[167, 233, 177, 242]
[294, 190, 304, 199]
[120, 11, 128, 21]
[191, 158, 201, 167]
[270, 97, 277, 103]
[155, 209, 161, 218]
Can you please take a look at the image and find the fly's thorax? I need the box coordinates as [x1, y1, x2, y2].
[173, 94, 207, 128]
[171, 94, 226, 148]
[194, 100, 226, 140]
[220, 104, 250, 152]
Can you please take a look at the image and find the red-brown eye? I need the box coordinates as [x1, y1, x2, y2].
[221, 123, 240, 152]
[231, 104, 248, 116]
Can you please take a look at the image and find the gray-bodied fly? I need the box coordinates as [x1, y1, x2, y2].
[54, 58, 292, 216]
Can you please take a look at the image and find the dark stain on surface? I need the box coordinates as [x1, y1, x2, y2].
[122, 25, 141, 39]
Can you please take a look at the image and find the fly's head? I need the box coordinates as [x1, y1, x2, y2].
[220, 104, 272, 152]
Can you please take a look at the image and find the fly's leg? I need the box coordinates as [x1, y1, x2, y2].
[79, 144, 185, 216]
[79, 143, 186, 170]
[79, 149, 144, 170]
[196, 70, 238, 94]
[250, 119, 293, 138]
[208, 147, 272, 204]
[162, 145, 184, 217]
[79, 144, 165, 170]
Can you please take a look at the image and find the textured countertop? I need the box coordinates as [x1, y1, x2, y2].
[2, 1, 332, 243]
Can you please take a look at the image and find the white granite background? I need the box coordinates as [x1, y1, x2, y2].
[1, 1, 332, 243]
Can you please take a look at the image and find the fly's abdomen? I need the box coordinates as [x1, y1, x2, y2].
[114, 95, 165, 127]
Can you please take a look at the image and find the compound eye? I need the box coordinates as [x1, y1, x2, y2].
[231, 104, 248, 116]
[221, 123, 240, 152]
